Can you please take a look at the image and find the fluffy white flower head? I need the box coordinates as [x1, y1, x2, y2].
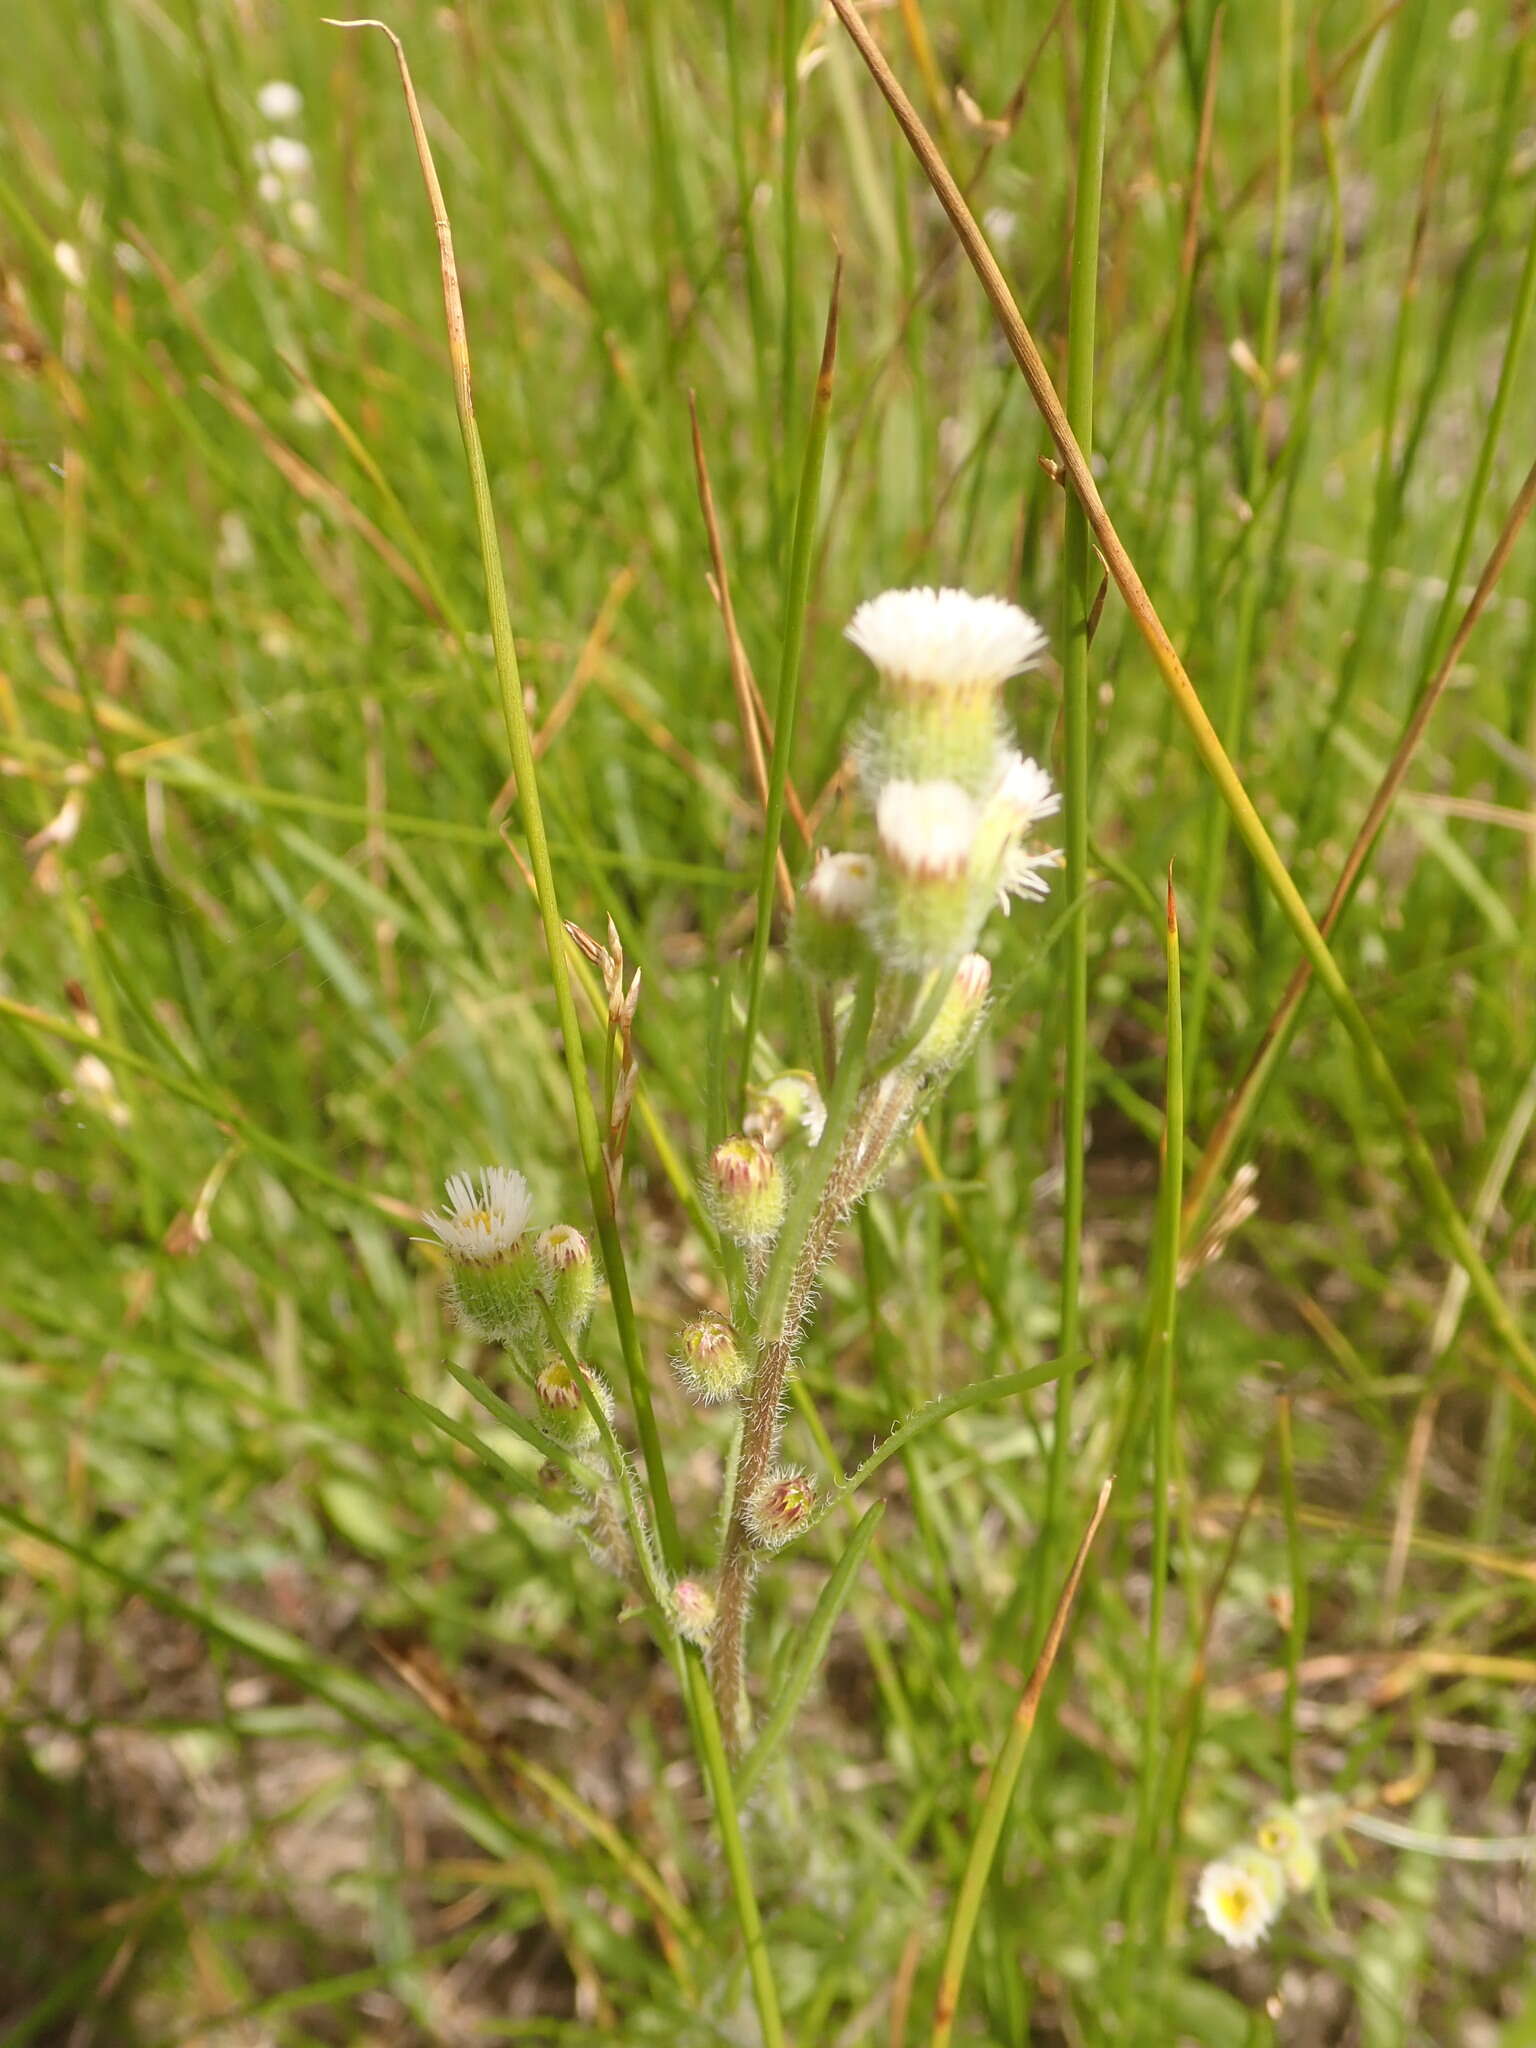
[1196, 1852, 1281, 1952]
[427, 1167, 533, 1263]
[876, 779, 979, 880]
[995, 750, 1061, 829]
[846, 587, 1048, 694]
[257, 79, 304, 123]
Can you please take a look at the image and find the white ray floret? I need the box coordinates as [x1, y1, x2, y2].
[876, 779, 980, 879]
[846, 587, 1048, 693]
[995, 750, 1062, 828]
[997, 845, 1062, 909]
[427, 1167, 533, 1262]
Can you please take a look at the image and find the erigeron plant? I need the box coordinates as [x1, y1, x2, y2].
[423, 587, 1059, 1753]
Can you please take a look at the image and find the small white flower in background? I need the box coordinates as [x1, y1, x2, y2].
[253, 135, 313, 185]
[427, 1167, 533, 1263]
[257, 79, 304, 123]
[287, 199, 321, 245]
[1196, 1847, 1285, 1951]
[846, 587, 1048, 696]
[53, 241, 86, 288]
[1255, 1805, 1321, 1894]
[113, 240, 147, 277]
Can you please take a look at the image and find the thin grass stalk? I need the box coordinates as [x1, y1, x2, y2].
[825, 0, 1536, 1387]
[928, 1479, 1113, 2048]
[326, 29, 783, 2040]
[1182, 0, 1291, 1080]
[1138, 871, 1183, 1846]
[329, 18, 684, 1567]
[740, 264, 842, 1105]
[1036, 0, 1115, 1635]
[1276, 1394, 1304, 1797]
[1183, 448, 1536, 1232]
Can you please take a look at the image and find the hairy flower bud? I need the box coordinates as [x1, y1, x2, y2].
[670, 1577, 717, 1646]
[744, 1466, 817, 1550]
[534, 1359, 612, 1448]
[537, 1223, 597, 1341]
[793, 851, 876, 982]
[427, 1168, 540, 1342]
[674, 1314, 750, 1404]
[912, 952, 992, 1073]
[706, 1136, 786, 1245]
[745, 1070, 827, 1152]
[873, 779, 983, 969]
[847, 587, 1048, 796]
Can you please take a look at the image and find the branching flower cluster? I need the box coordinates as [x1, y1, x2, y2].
[423, 587, 1059, 1752]
[1196, 1801, 1325, 1951]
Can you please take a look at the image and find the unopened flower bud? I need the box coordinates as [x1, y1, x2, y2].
[793, 852, 877, 981]
[847, 587, 1048, 795]
[427, 1168, 540, 1342]
[537, 1223, 597, 1340]
[534, 1360, 612, 1448]
[913, 952, 992, 1072]
[706, 1136, 786, 1245]
[670, 1577, 717, 1645]
[745, 1070, 827, 1152]
[744, 1466, 817, 1550]
[674, 1314, 750, 1404]
[873, 779, 983, 969]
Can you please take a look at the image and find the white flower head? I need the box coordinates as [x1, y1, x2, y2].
[1196, 1849, 1283, 1952]
[876, 779, 979, 881]
[995, 750, 1061, 830]
[803, 850, 877, 923]
[257, 79, 304, 124]
[846, 587, 1048, 695]
[253, 135, 312, 183]
[427, 1167, 533, 1263]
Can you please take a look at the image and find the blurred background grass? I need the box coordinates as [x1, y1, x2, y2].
[2, 1, 1535, 2041]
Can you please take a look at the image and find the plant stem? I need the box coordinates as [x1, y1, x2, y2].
[712, 966, 880, 1747]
